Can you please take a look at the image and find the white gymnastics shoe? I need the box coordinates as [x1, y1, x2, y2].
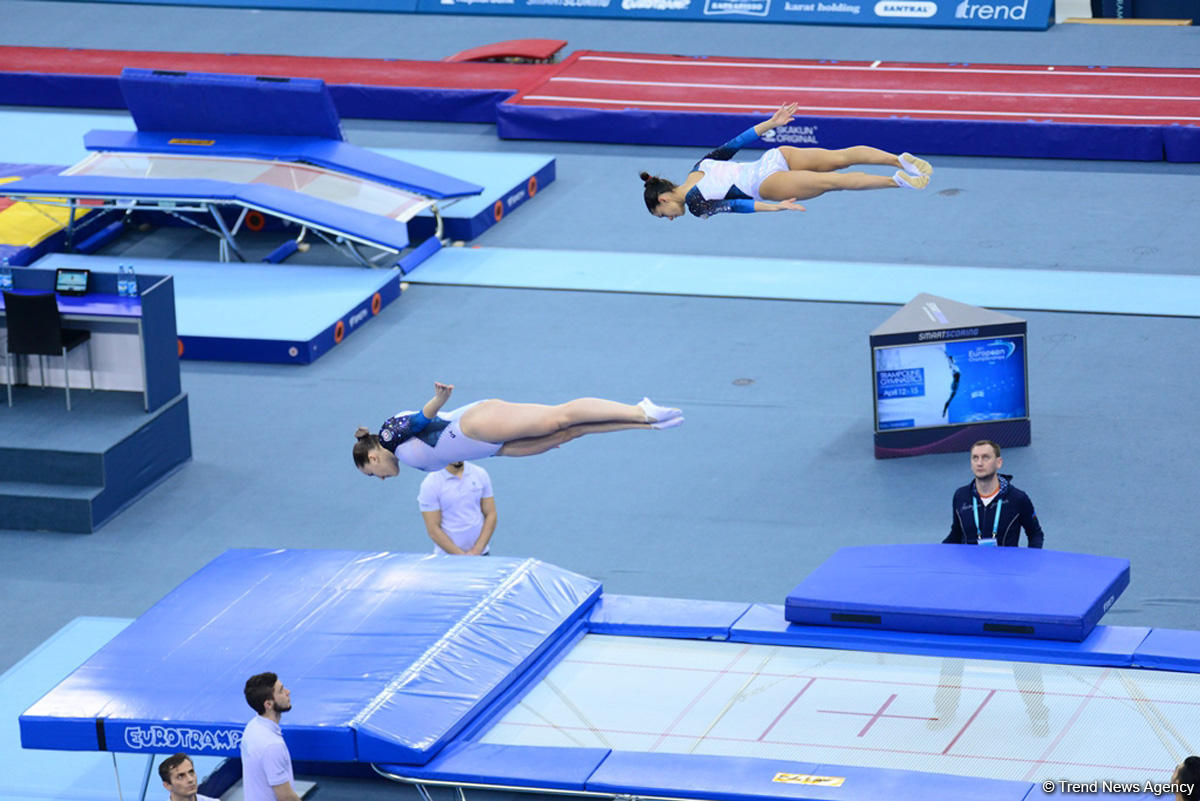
[638, 397, 683, 426]
[899, 152, 933, 177]
[651, 415, 684, 430]
[893, 171, 930, 190]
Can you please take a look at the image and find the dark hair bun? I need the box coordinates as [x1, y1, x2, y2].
[639, 171, 652, 183]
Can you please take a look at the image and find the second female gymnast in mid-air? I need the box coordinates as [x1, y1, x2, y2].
[354, 382, 683, 476]
[640, 102, 934, 220]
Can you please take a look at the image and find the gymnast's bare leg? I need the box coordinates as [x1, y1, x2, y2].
[497, 421, 654, 457]
[460, 397, 681, 444]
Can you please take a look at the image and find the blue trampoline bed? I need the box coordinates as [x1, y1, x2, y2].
[18, 547, 1200, 801]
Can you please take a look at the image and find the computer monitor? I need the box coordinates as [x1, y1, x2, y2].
[55, 268, 90, 296]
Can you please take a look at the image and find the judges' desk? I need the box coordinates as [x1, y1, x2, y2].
[1, 267, 181, 412]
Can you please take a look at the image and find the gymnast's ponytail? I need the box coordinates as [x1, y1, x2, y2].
[353, 426, 379, 468]
[640, 171, 677, 214]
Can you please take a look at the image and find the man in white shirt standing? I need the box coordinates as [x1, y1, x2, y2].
[417, 461, 497, 555]
[241, 672, 301, 801]
[159, 752, 217, 801]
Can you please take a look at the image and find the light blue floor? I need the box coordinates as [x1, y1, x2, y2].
[34, 254, 396, 339]
[410, 246, 1200, 317]
[0, 617, 223, 801]
[0, 108, 133, 166]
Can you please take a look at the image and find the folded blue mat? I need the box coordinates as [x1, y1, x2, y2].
[785, 544, 1129, 641]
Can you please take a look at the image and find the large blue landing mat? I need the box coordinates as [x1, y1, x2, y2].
[33, 254, 400, 364]
[405, 247, 1200, 318]
[0, 617, 223, 801]
[785, 544, 1129, 642]
[20, 550, 601, 765]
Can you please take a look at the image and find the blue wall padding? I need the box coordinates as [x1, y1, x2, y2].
[329, 85, 515, 124]
[587, 594, 751, 640]
[84, 130, 483, 199]
[119, 68, 343, 141]
[785, 545, 1129, 641]
[1133, 629, 1200, 673]
[20, 550, 600, 763]
[495, 106, 1168, 162]
[733, 604, 1151, 668]
[2, 174, 412, 251]
[586, 751, 1033, 801]
[381, 743, 612, 790]
[1163, 125, 1200, 162]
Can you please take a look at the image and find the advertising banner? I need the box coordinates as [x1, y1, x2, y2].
[419, 0, 1052, 29]
[70, 0, 1052, 29]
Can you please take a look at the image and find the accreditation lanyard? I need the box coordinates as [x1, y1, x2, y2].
[972, 496, 1003, 546]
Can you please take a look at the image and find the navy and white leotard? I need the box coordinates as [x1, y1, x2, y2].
[685, 127, 789, 219]
[379, 402, 503, 472]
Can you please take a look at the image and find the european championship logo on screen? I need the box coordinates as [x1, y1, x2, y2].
[874, 335, 1026, 432]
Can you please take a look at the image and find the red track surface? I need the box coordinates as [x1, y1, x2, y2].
[512, 51, 1200, 126]
[4, 45, 1197, 129]
[0, 45, 550, 91]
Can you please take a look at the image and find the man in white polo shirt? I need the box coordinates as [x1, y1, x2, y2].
[417, 460, 497, 555]
[241, 672, 301, 801]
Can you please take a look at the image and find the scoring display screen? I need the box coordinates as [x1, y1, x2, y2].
[874, 335, 1027, 432]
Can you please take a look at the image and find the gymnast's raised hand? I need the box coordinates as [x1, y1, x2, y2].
[639, 101, 932, 220]
[354, 382, 683, 476]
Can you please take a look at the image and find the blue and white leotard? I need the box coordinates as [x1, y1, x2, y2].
[379, 402, 503, 472]
[685, 127, 789, 219]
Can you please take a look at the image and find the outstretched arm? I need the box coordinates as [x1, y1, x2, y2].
[753, 102, 799, 138]
[687, 197, 804, 218]
[700, 103, 800, 164]
[421, 382, 453, 420]
[753, 199, 806, 212]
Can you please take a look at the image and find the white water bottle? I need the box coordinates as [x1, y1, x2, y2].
[0, 255, 12, 291]
[125, 263, 138, 297]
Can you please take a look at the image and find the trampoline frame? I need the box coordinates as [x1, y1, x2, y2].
[0, 190, 445, 267]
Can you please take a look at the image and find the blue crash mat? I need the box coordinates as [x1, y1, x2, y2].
[20, 550, 601, 765]
[785, 544, 1129, 642]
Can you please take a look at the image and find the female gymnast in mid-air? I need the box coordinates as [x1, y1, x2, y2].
[354, 382, 683, 476]
[640, 102, 934, 220]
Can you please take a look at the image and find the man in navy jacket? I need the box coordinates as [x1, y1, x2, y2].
[945, 440, 1044, 548]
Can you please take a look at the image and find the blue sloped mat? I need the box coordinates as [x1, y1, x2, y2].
[21, 550, 601, 765]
